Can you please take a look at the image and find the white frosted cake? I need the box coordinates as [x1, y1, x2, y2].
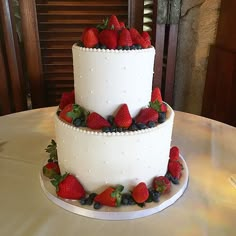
[54, 43, 175, 192]
[44, 16, 181, 207]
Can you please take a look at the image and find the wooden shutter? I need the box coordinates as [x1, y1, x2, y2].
[20, 0, 128, 107]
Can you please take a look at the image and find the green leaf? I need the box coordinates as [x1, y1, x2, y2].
[149, 101, 162, 112]
[45, 139, 58, 160]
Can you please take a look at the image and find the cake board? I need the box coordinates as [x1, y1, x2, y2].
[40, 155, 189, 220]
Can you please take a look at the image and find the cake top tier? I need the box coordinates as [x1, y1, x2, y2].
[78, 15, 152, 50]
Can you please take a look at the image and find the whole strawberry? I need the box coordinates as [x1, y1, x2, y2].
[168, 160, 183, 179]
[118, 28, 133, 47]
[151, 87, 162, 103]
[114, 104, 132, 128]
[59, 90, 75, 110]
[129, 28, 149, 49]
[86, 112, 111, 130]
[108, 15, 121, 30]
[152, 176, 171, 194]
[51, 173, 86, 200]
[169, 146, 180, 161]
[43, 162, 60, 179]
[132, 182, 149, 203]
[82, 27, 99, 48]
[94, 185, 124, 207]
[135, 107, 158, 125]
[99, 29, 118, 49]
[141, 31, 151, 47]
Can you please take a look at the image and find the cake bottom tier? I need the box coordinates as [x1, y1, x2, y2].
[55, 106, 174, 193]
[40, 154, 188, 220]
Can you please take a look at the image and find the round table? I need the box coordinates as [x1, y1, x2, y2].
[0, 107, 235, 236]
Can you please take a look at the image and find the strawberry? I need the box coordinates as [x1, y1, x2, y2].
[82, 27, 99, 48]
[151, 87, 162, 103]
[168, 160, 183, 179]
[94, 185, 124, 207]
[99, 29, 118, 49]
[129, 28, 149, 48]
[59, 90, 75, 110]
[51, 173, 86, 200]
[169, 146, 180, 161]
[141, 31, 151, 47]
[152, 176, 171, 194]
[119, 21, 125, 29]
[114, 104, 132, 128]
[160, 103, 167, 112]
[86, 112, 111, 130]
[43, 162, 60, 179]
[118, 28, 133, 47]
[132, 182, 149, 203]
[135, 107, 158, 125]
[108, 15, 121, 30]
[59, 104, 83, 124]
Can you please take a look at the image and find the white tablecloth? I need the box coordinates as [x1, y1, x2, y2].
[0, 107, 235, 236]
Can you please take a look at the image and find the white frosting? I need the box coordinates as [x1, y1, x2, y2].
[72, 45, 155, 118]
[55, 106, 174, 192]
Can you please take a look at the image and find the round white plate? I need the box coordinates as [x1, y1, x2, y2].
[40, 155, 189, 220]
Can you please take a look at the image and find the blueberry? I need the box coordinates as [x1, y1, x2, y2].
[47, 158, 53, 163]
[77, 40, 84, 47]
[135, 44, 142, 49]
[123, 46, 130, 50]
[158, 112, 166, 123]
[137, 123, 147, 130]
[147, 121, 156, 128]
[121, 194, 131, 205]
[117, 127, 124, 132]
[152, 190, 160, 202]
[56, 110, 61, 116]
[110, 126, 117, 132]
[80, 197, 87, 205]
[107, 115, 114, 125]
[102, 127, 111, 133]
[170, 176, 179, 185]
[94, 202, 102, 210]
[130, 45, 136, 50]
[129, 123, 138, 131]
[73, 118, 82, 127]
[117, 46, 123, 50]
[100, 45, 107, 49]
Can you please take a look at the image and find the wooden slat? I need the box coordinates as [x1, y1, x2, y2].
[0, 39, 12, 115]
[128, 0, 144, 32]
[0, 0, 27, 112]
[20, 0, 45, 108]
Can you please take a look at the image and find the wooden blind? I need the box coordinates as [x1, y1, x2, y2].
[35, 0, 128, 106]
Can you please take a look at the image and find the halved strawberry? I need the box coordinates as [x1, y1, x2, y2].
[152, 176, 171, 194]
[86, 112, 111, 130]
[83, 27, 99, 48]
[99, 29, 118, 49]
[151, 87, 162, 103]
[108, 15, 121, 30]
[118, 28, 133, 47]
[59, 104, 82, 124]
[59, 90, 75, 110]
[135, 107, 158, 125]
[169, 146, 180, 161]
[94, 185, 124, 207]
[51, 173, 85, 200]
[168, 160, 183, 179]
[43, 162, 60, 179]
[114, 104, 132, 128]
[132, 182, 149, 203]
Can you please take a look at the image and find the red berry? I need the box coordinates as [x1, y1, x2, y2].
[56, 174, 85, 200]
[160, 103, 167, 112]
[43, 162, 60, 179]
[153, 176, 171, 194]
[108, 15, 121, 30]
[132, 182, 149, 203]
[119, 21, 125, 29]
[169, 146, 180, 161]
[168, 161, 182, 179]
[141, 31, 151, 47]
[129, 28, 149, 48]
[59, 104, 74, 123]
[59, 90, 75, 110]
[99, 29, 118, 49]
[86, 112, 111, 130]
[151, 87, 162, 103]
[82, 27, 99, 48]
[135, 107, 158, 125]
[114, 104, 132, 128]
[118, 28, 133, 47]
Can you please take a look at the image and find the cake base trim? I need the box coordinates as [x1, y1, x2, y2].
[40, 155, 189, 220]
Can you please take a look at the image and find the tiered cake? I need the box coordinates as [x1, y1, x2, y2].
[43, 16, 183, 209]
